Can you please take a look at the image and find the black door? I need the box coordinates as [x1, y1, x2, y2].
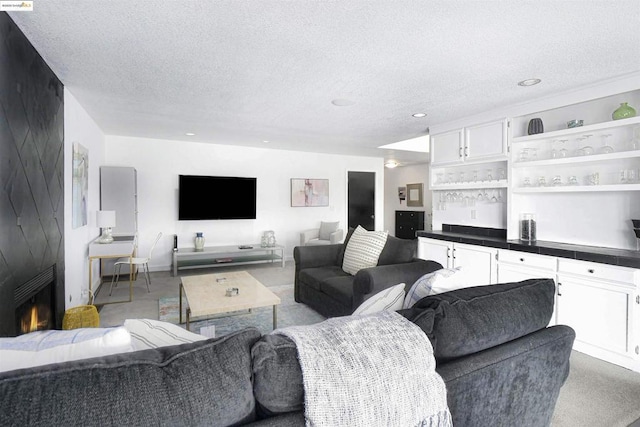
[348, 171, 375, 230]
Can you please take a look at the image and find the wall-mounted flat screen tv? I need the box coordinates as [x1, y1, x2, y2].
[179, 175, 257, 220]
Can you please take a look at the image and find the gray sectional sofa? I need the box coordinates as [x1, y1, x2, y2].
[0, 278, 575, 427]
[294, 231, 442, 317]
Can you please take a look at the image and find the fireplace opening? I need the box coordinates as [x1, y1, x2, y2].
[14, 265, 56, 336]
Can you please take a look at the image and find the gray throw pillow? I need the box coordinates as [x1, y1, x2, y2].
[399, 278, 555, 362]
[318, 221, 339, 240]
[252, 334, 304, 416]
[0, 328, 261, 427]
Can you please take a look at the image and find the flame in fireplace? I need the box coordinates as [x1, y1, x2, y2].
[20, 304, 50, 334]
[22, 306, 39, 333]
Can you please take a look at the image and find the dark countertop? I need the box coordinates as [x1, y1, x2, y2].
[417, 225, 640, 269]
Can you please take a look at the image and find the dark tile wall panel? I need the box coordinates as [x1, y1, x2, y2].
[0, 12, 65, 336]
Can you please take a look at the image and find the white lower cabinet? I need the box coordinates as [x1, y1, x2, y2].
[556, 259, 639, 371]
[418, 238, 497, 286]
[497, 250, 558, 326]
[418, 242, 640, 372]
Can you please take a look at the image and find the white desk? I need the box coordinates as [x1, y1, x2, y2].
[88, 236, 136, 304]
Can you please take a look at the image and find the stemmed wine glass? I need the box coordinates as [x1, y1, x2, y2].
[599, 134, 614, 154]
[558, 139, 569, 158]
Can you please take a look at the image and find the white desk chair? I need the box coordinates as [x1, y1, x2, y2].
[109, 232, 162, 295]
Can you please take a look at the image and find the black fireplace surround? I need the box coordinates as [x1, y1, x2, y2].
[0, 12, 65, 336]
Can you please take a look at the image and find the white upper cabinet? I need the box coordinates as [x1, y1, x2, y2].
[464, 120, 508, 162]
[431, 119, 508, 166]
[431, 129, 464, 165]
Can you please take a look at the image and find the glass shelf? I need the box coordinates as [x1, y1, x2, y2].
[511, 150, 640, 168]
[512, 184, 640, 193]
[512, 116, 640, 144]
[431, 180, 508, 191]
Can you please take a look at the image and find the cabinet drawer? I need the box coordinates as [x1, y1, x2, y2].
[498, 250, 556, 271]
[558, 259, 636, 284]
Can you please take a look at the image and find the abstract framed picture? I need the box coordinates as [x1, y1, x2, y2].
[291, 179, 329, 207]
[72, 142, 88, 228]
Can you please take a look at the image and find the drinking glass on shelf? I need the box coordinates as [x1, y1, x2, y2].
[523, 177, 531, 187]
[568, 175, 579, 186]
[497, 168, 506, 180]
[459, 172, 466, 184]
[485, 169, 493, 182]
[447, 173, 454, 184]
[576, 136, 593, 156]
[630, 127, 640, 151]
[627, 169, 638, 184]
[558, 139, 569, 158]
[472, 170, 479, 182]
[551, 139, 560, 159]
[435, 173, 444, 185]
[619, 170, 627, 184]
[552, 175, 563, 186]
[587, 172, 600, 186]
[598, 134, 614, 154]
[538, 176, 547, 187]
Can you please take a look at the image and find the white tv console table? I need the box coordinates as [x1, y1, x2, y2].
[172, 244, 285, 276]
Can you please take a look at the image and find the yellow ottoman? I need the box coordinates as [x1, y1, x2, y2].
[62, 305, 100, 330]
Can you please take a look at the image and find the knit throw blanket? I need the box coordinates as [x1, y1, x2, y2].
[274, 311, 452, 427]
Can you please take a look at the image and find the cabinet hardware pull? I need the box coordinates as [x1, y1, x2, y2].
[519, 258, 525, 262]
[588, 269, 595, 274]
[636, 345, 639, 355]
[459, 147, 463, 158]
[557, 282, 562, 297]
[637, 295, 640, 304]
[464, 146, 469, 157]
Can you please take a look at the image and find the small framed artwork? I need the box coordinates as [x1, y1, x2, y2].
[406, 183, 423, 207]
[291, 178, 329, 207]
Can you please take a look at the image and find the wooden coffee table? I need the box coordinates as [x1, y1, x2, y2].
[179, 271, 281, 331]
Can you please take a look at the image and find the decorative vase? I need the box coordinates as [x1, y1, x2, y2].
[527, 118, 544, 135]
[261, 231, 276, 247]
[612, 102, 636, 120]
[194, 232, 205, 250]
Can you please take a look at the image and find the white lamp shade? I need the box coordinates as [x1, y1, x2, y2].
[96, 210, 116, 228]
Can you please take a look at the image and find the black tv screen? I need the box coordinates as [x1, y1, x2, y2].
[179, 175, 257, 220]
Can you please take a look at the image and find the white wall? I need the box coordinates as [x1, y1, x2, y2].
[383, 164, 432, 235]
[105, 135, 384, 271]
[64, 89, 105, 307]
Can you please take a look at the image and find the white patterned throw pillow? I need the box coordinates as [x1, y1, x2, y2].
[352, 283, 406, 316]
[123, 319, 207, 350]
[0, 327, 134, 373]
[403, 267, 463, 309]
[342, 226, 388, 275]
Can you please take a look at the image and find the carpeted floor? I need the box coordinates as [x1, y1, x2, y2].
[158, 284, 325, 336]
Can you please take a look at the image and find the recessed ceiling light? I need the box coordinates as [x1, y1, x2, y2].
[412, 113, 427, 118]
[331, 99, 355, 107]
[518, 78, 541, 87]
[185, 132, 196, 136]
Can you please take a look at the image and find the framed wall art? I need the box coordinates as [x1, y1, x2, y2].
[291, 178, 329, 207]
[406, 183, 423, 207]
[72, 142, 88, 228]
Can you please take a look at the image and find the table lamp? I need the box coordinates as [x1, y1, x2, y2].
[96, 210, 116, 244]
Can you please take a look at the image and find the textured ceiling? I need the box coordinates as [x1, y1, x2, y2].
[9, 1, 640, 165]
